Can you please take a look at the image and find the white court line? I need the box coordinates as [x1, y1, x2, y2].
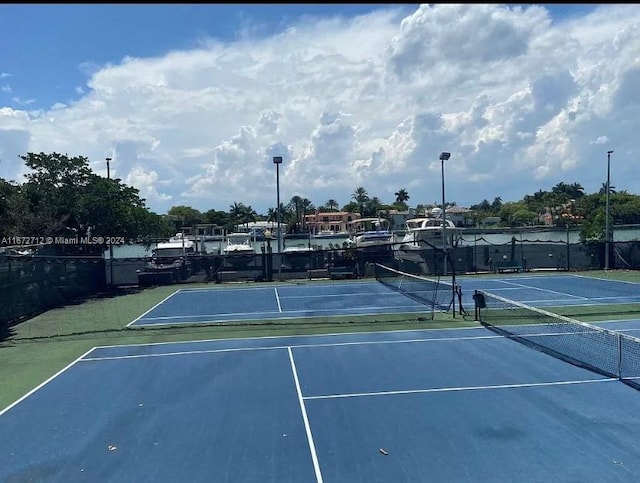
[137, 303, 426, 320]
[277, 291, 399, 300]
[476, 297, 640, 310]
[571, 273, 640, 285]
[133, 305, 428, 325]
[81, 345, 283, 361]
[92, 325, 483, 350]
[288, 347, 323, 483]
[168, 280, 377, 293]
[0, 347, 96, 416]
[81, 333, 500, 362]
[274, 287, 282, 312]
[303, 378, 616, 400]
[126, 289, 182, 327]
[500, 280, 588, 299]
[475, 294, 593, 305]
[596, 319, 640, 327]
[583, 295, 640, 302]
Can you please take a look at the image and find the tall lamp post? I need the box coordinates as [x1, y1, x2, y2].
[273, 156, 283, 279]
[440, 151, 451, 274]
[106, 157, 114, 287]
[439, 151, 454, 317]
[605, 150, 614, 270]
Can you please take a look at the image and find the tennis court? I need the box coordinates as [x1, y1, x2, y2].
[127, 279, 438, 327]
[3, 326, 640, 482]
[457, 272, 640, 309]
[128, 269, 640, 329]
[4, 268, 640, 481]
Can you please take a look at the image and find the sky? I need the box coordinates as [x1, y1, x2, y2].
[0, 3, 637, 216]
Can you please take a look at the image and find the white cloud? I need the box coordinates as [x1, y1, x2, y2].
[124, 165, 172, 204]
[11, 97, 35, 106]
[591, 136, 609, 145]
[1, 4, 640, 212]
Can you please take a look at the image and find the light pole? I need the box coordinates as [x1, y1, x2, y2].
[439, 151, 454, 317]
[440, 152, 451, 273]
[273, 156, 283, 279]
[106, 157, 114, 287]
[605, 150, 613, 270]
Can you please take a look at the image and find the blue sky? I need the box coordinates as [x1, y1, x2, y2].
[2, 4, 410, 110]
[1, 4, 636, 216]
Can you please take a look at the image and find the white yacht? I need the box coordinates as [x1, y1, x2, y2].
[223, 233, 256, 255]
[137, 238, 199, 285]
[394, 209, 465, 272]
[398, 216, 460, 250]
[347, 218, 394, 251]
[221, 232, 256, 269]
[313, 230, 350, 239]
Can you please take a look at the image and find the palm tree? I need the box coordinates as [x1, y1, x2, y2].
[266, 207, 277, 223]
[567, 182, 585, 199]
[491, 197, 502, 213]
[267, 203, 289, 230]
[239, 205, 257, 228]
[229, 202, 257, 230]
[351, 187, 369, 217]
[288, 195, 302, 225]
[365, 197, 384, 217]
[288, 195, 314, 232]
[394, 188, 410, 204]
[325, 199, 339, 211]
[297, 197, 315, 230]
[599, 183, 616, 195]
[229, 202, 245, 230]
[551, 182, 570, 196]
[533, 189, 546, 200]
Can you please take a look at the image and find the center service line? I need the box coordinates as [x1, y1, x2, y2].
[288, 347, 323, 483]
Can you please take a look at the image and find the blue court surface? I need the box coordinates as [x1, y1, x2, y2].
[456, 272, 640, 309]
[128, 281, 433, 327]
[128, 273, 640, 328]
[3, 326, 640, 482]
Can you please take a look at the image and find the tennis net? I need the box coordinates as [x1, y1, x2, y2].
[374, 264, 453, 318]
[476, 289, 640, 391]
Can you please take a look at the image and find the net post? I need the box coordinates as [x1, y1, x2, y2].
[617, 332, 623, 381]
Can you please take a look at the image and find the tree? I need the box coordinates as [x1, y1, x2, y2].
[267, 203, 289, 226]
[394, 188, 410, 204]
[299, 198, 315, 229]
[286, 196, 315, 232]
[325, 199, 339, 211]
[341, 201, 360, 213]
[0, 179, 19, 234]
[351, 187, 369, 217]
[228, 202, 256, 230]
[567, 182, 585, 199]
[511, 209, 538, 227]
[18, 152, 93, 236]
[167, 206, 204, 231]
[71, 173, 172, 243]
[288, 195, 304, 232]
[470, 199, 492, 213]
[9, 152, 169, 252]
[239, 205, 257, 228]
[599, 183, 616, 195]
[365, 196, 384, 217]
[203, 209, 230, 227]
